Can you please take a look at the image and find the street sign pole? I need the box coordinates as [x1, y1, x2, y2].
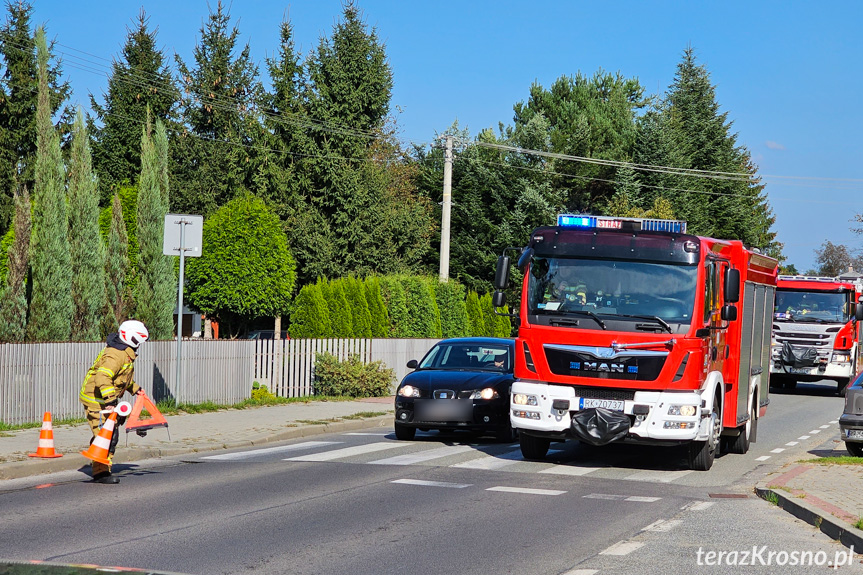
[176, 218, 188, 405]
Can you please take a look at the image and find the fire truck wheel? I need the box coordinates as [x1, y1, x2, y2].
[519, 433, 550, 460]
[726, 398, 756, 455]
[394, 422, 416, 441]
[688, 399, 721, 471]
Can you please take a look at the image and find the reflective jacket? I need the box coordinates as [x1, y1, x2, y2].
[79, 333, 140, 408]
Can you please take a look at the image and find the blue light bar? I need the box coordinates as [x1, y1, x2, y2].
[557, 214, 687, 233]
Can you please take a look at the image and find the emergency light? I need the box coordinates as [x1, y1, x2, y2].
[557, 214, 687, 234]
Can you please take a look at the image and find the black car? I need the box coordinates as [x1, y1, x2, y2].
[839, 371, 863, 456]
[394, 337, 516, 442]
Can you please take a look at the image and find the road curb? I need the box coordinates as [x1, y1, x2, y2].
[0, 414, 393, 481]
[755, 484, 863, 551]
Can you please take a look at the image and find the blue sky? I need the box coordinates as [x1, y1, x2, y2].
[30, 0, 863, 272]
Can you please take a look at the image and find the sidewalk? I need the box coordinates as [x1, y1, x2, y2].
[0, 396, 395, 481]
[756, 437, 863, 551]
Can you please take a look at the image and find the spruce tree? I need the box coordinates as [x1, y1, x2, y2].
[0, 2, 71, 236]
[89, 8, 177, 205]
[135, 118, 174, 339]
[27, 28, 72, 342]
[103, 193, 130, 333]
[0, 186, 30, 342]
[68, 109, 106, 341]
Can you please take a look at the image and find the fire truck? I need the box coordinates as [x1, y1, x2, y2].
[770, 274, 863, 396]
[493, 215, 778, 470]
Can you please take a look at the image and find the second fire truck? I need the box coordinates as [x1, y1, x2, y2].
[493, 215, 778, 470]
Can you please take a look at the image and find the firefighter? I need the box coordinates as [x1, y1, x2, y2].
[79, 320, 149, 484]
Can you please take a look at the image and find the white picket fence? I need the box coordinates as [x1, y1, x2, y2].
[0, 338, 439, 426]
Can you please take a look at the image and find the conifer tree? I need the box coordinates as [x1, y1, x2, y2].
[364, 276, 389, 337]
[328, 279, 354, 337]
[27, 28, 72, 342]
[89, 9, 177, 205]
[68, 109, 106, 341]
[379, 276, 408, 337]
[135, 118, 174, 339]
[402, 276, 441, 338]
[480, 293, 496, 338]
[465, 291, 484, 338]
[0, 186, 30, 342]
[435, 280, 469, 338]
[0, 2, 71, 236]
[344, 276, 372, 338]
[289, 284, 331, 338]
[103, 193, 130, 333]
[494, 305, 512, 338]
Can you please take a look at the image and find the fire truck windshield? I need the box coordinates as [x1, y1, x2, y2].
[526, 257, 698, 331]
[774, 290, 851, 323]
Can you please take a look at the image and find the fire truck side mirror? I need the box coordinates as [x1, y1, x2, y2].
[492, 291, 507, 308]
[724, 268, 740, 303]
[721, 304, 738, 322]
[856, 300, 863, 322]
[517, 247, 534, 273]
[494, 256, 511, 290]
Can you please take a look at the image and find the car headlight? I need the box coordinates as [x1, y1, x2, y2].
[470, 388, 498, 400]
[398, 385, 420, 398]
[668, 405, 697, 417]
[513, 393, 538, 406]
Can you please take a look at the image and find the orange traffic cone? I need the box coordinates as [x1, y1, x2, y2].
[80, 411, 117, 465]
[29, 412, 63, 458]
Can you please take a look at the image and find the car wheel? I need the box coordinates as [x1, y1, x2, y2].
[495, 424, 518, 443]
[519, 433, 550, 460]
[394, 423, 416, 441]
[847, 443, 863, 457]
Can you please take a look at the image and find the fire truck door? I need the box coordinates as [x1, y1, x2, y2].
[704, 259, 728, 376]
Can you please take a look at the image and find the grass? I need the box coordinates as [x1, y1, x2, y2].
[762, 491, 780, 505]
[855, 517, 863, 530]
[798, 456, 863, 466]
[0, 394, 392, 431]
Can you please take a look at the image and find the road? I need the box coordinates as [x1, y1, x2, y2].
[0, 381, 858, 575]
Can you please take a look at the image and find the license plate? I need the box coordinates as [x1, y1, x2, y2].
[415, 399, 472, 422]
[579, 398, 625, 411]
[847, 429, 863, 440]
[787, 367, 811, 374]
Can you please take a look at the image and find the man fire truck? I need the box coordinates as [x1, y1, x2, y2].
[770, 274, 863, 396]
[493, 215, 778, 471]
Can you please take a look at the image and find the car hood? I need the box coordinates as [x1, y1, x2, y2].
[401, 370, 513, 391]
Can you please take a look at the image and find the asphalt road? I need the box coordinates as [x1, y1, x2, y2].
[0, 381, 854, 575]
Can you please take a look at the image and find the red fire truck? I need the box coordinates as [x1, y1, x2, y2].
[770, 274, 863, 395]
[493, 215, 778, 470]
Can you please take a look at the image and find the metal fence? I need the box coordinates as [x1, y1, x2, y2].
[0, 338, 439, 426]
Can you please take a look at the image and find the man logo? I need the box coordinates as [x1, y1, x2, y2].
[583, 361, 624, 373]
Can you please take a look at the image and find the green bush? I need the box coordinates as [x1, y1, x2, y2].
[251, 382, 277, 401]
[313, 352, 394, 397]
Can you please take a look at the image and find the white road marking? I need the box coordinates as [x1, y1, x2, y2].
[391, 479, 471, 489]
[683, 501, 715, 511]
[487, 486, 566, 495]
[600, 541, 644, 555]
[285, 442, 403, 462]
[623, 469, 692, 483]
[809, 430, 822, 434]
[830, 420, 838, 424]
[539, 465, 604, 476]
[562, 570, 598, 575]
[755, 455, 771, 461]
[343, 432, 390, 436]
[451, 449, 523, 470]
[820, 425, 830, 429]
[202, 441, 342, 461]
[625, 496, 661, 503]
[368, 445, 474, 465]
[770, 448, 785, 454]
[642, 519, 682, 532]
[798, 435, 811, 440]
[584, 493, 625, 500]
[785, 441, 799, 446]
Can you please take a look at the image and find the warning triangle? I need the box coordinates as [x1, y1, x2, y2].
[125, 391, 169, 433]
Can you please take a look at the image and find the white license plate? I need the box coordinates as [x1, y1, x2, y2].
[579, 398, 625, 411]
[847, 429, 863, 440]
[787, 368, 811, 374]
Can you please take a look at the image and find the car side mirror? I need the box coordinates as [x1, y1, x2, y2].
[724, 268, 740, 303]
[406, 359, 418, 369]
[721, 304, 738, 322]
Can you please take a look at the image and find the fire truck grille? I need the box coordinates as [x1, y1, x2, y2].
[569, 386, 636, 401]
[544, 346, 667, 381]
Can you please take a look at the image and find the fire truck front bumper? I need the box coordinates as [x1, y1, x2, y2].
[510, 381, 710, 443]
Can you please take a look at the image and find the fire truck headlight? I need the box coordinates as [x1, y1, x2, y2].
[513, 393, 538, 406]
[668, 405, 697, 417]
[512, 409, 541, 420]
[833, 351, 851, 364]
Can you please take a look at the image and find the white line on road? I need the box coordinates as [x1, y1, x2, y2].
[798, 435, 810, 440]
[809, 430, 822, 434]
[202, 441, 342, 461]
[584, 493, 625, 500]
[487, 486, 566, 495]
[625, 496, 661, 502]
[785, 441, 799, 446]
[391, 479, 472, 489]
[451, 449, 523, 470]
[755, 456, 771, 461]
[368, 445, 475, 465]
[820, 425, 830, 429]
[770, 448, 785, 454]
[284, 442, 403, 462]
[623, 469, 692, 483]
[600, 541, 644, 555]
[562, 570, 598, 575]
[539, 465, 604, 476]
[343, 432, 390, 436]
[683, 501, 715, 511]
[830, 420, 838, 424]
[642, 519, 682, 532]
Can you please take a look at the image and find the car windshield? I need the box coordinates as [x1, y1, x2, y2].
[419, 342, 511, 371]
[774, 289, 852, 323]
[526, 257, 698, 331]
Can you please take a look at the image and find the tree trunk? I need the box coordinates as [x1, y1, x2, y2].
[203, 315, 213, 339]
[274, 316, 281, 340]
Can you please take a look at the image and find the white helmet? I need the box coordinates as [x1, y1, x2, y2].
[119, 320, 149, 348]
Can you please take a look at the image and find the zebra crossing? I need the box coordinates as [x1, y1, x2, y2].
[201, 434, 699, 484]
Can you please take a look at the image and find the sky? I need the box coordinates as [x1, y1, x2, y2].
[28, 0, 863, 273]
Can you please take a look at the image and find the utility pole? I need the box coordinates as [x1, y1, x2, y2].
[439, 134, 453, 282]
